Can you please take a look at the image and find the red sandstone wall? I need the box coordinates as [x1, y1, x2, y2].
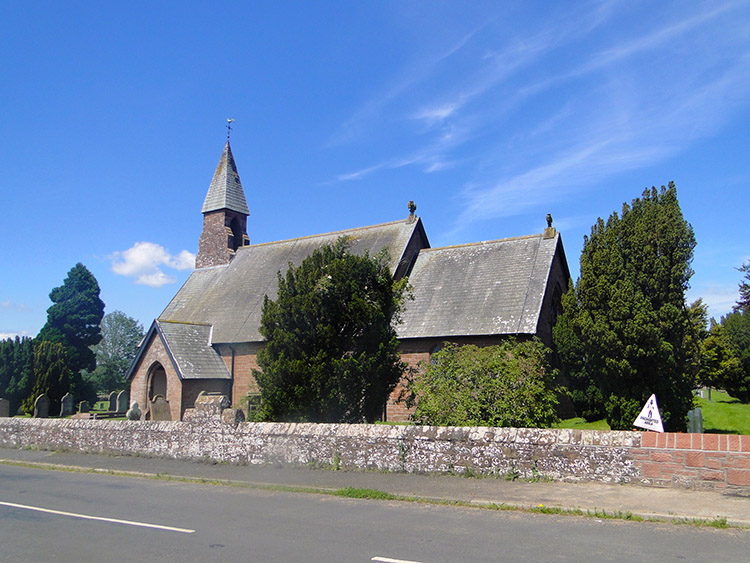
[633, 432, 750, 490]
[128, 332, 183, 421]
[224, 342, 263, 406]
[389, 336, 510, 422]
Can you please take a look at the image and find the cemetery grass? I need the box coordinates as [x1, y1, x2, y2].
[696, 389, 750, 435]
[554, 389, 750, 434]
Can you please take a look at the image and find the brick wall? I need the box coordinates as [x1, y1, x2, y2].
[223, 342, 263, 405]
[2, 410, 747, 493]
[129, 331, 183, 421]
[632, 432, 750, 490]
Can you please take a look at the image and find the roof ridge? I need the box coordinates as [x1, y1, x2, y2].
[156, 319, 214, 327]
[237, 217, 419, 250]
[421, 232, 543, 252]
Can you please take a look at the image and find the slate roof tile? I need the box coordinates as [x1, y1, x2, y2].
[160, 218, 426, 343]
[156, 320, 231, 380]
[397, 233, 561, 339]
[201, 141, 250, 215]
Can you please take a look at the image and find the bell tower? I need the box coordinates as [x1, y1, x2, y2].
[196, 141, 250, 269]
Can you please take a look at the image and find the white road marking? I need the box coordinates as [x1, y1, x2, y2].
[0, 500, 195, 533]
[372, 557, 425, 563]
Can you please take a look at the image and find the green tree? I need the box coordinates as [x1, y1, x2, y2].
[718, 310, 750, 402]
[405, 340, 560, 428]
[701, 319, 747, 401]
[0, 336, 35, 415]
[36, 263, 105, 403]
[553, 183, 697, 431]
[735, 261, 750, 313]
[21, 340, 72, 414]
[253, 238, 408, 423]
[84, 311, 144, 394]
[693, 265, 750, 404]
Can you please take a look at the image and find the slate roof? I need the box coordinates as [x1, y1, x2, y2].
[397, 232, 563, 339]
[160, 218, 427, 344]
[127, 320, 231, 381]
[201, 141, 250, 215]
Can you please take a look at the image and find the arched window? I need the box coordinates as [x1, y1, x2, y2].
[148, 363, 167, 400]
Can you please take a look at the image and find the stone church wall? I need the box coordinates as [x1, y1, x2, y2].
[3, 410, 748, 493]
[128, 331, 183, 421]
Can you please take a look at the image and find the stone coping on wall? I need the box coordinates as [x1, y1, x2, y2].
[0, 417, 748, 493]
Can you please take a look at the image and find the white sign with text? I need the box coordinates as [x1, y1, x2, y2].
[633, 394, 664, 433]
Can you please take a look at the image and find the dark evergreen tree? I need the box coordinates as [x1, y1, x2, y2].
[35, 263, 105, 404]
[253, 238, 408, 423]
[0, 336, 35, 415]
[735, 261, 750, 313]
[553, 183, 697, 431]
[21, 340, 72, 415]
[84, 310, 144, 394]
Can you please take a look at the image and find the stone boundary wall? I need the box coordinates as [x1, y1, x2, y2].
[0, 412, 748, 493]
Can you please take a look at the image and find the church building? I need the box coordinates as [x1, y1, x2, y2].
[126, 141, 570, 421]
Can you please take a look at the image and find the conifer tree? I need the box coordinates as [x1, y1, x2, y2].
[253, 238, 408, 423]
[35, 263, 105, 405]
[735, 261, 750, 314]
[554, 183, 697, 430]
[0, 336, 35, 415]
[22, 340, 72, 414]
[37, 263, 105, 373]
[703, 263, 750, 403]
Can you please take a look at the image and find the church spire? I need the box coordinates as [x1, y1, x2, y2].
[201, 141, 250, 215]
[196, 140, 250, 269]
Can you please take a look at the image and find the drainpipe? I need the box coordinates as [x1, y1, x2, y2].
[229, 344, 236, 402]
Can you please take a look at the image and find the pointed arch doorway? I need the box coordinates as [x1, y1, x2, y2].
[148, 362, 167, 401]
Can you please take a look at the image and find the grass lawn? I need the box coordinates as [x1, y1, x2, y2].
[696, 389, 750, 435]
[554, 389, 750, 434]
[552, 417, 610, 430]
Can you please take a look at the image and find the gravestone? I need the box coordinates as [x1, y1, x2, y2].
[126, 401, 141, 421]
[59, 393, 74, 417]
[33, 394, 50, 418]
[116, 390, 129, 413]
[0, 398, 9, 417]
[687, 407, 703, 434]
[150, 395, 172, 421]
[78, 400, 90, 413]
[108, 391, 118, 412]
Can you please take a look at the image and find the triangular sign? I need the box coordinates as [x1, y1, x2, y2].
[633, 394, 664, 433]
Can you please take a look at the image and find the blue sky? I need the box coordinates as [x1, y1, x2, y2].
[2, 1, 749, 338]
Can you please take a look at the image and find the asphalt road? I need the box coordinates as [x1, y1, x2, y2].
[1, 464, 748, 562]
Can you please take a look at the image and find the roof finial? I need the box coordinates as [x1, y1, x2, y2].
[226, 118, 235, 141]
[543, 213, 556, 239]
[407, 200, 417, 223]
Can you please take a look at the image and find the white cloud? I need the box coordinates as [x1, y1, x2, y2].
[688, 284, 739, 322]
[1, 300, 30, 312]
[111, 242, 195, 287]
[413, 103, 459, 125]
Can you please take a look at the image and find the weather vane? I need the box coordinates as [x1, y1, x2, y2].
[226, 118, 235, 141]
